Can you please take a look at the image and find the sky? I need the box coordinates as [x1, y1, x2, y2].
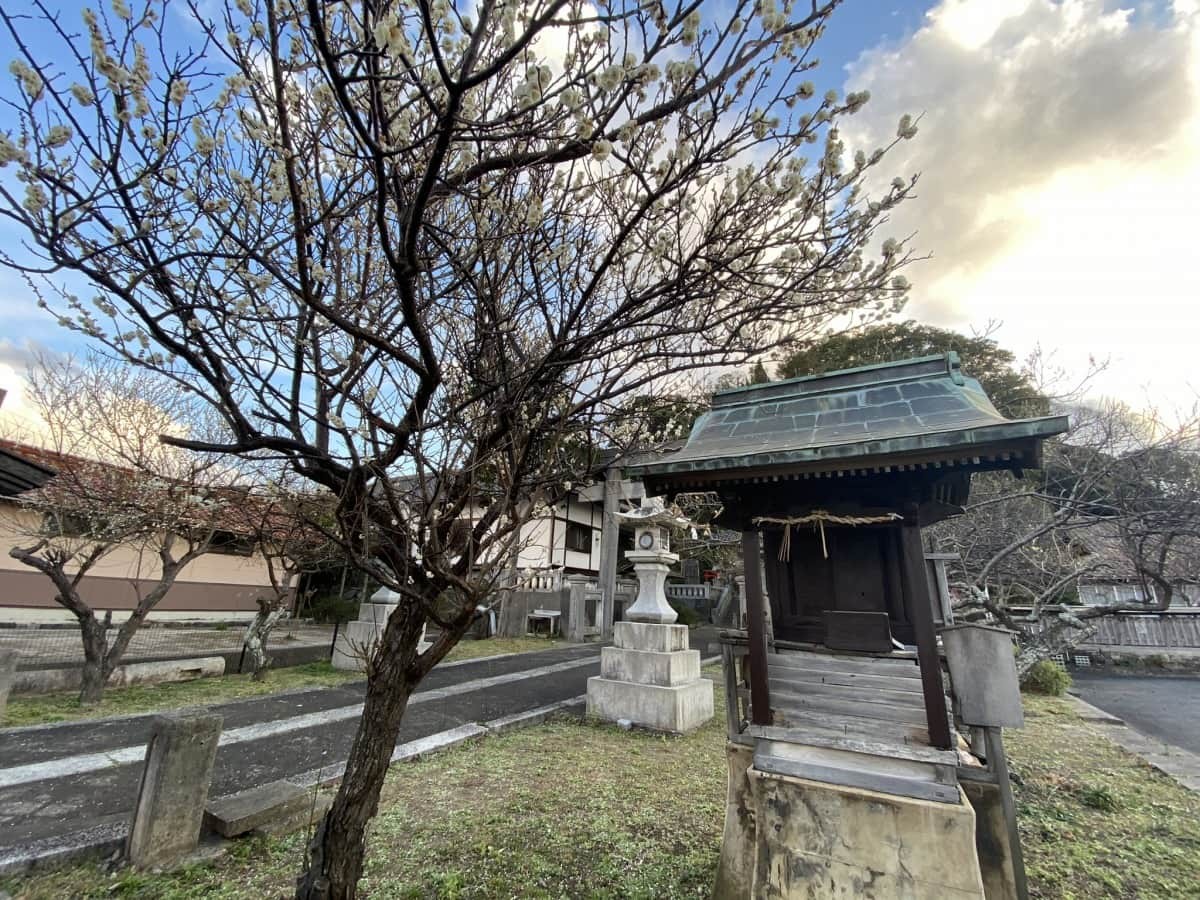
[1, 0, 1197, 432]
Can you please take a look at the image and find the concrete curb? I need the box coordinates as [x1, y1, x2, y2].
[0, 696, 589, 876]
[1068, 695, 1200, 794]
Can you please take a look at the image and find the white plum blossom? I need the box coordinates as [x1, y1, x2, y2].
[595, 64, 623, 93]
[23, 183, 47, 214]
[591, 139, 612, 162]
[9, 59, 44, 101]
[45, 125, 73, 148]
[0, 133, 28, 166]
[681, 10, 701, 45]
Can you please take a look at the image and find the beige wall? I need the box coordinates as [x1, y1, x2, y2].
[0, 502, 277, 614]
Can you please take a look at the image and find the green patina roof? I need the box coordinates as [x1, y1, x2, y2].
[629, 354, 1069, 484]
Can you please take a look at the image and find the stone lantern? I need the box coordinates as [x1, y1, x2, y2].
[585, 503, 713, 732]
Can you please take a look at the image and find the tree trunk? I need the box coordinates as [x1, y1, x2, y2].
[78, 613, 110, 705]
[295, 600, 431, 899]
[245, 603, 287, 681]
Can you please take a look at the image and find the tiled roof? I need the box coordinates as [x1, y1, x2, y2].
[628, 354, 1069, 483]
[0, 442, 55, 497]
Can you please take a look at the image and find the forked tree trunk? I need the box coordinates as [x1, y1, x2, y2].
[244, 600, 288, 681]
[295, 598, 432, 899]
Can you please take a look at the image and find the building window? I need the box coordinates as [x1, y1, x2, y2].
[564, 522, 592, 554]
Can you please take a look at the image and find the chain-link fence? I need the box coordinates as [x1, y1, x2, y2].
[1, 619, 336, 671]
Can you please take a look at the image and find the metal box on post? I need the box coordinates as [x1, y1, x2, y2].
[941, 623, 1024, 728]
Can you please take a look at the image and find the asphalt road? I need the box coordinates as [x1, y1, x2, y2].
[0, 643, 604, 859]
[1071, 670, 1200, 754]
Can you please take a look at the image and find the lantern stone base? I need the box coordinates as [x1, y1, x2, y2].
[714, 742, 985, 899]
[332, 591, 430, 672]
[586, 622, 713, 733]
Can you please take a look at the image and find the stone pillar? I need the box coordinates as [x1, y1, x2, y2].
[126, 709, 223, 869]
[332, 586, 430, 672]
[586, 543, 713, 733]
[597, 466, 622, 639]
[565, 574, 591, 642]
[0, 649, 17, 722]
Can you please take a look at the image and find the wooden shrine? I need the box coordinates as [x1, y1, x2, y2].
[627, 354, 1069, 899]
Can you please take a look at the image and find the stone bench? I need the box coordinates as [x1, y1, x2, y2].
[526, 609, 561, 637]
[204, 779, 329, 838]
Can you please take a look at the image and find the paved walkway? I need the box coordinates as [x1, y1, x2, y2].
[0, 642, 607, 870]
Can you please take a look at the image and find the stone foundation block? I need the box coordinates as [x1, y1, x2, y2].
[331, 620, 383, 671]
[963, 779, 1020, 900]
[600, 646, 700, 686]
[748, 768, 984, 899]
[613, 621, 689, 652]
[585, 675, 713, 733]
[127, 709, 223, 869]
[714, 742, 757, 900]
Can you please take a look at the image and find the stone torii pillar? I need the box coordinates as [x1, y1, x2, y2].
[586, 510, 713, 732]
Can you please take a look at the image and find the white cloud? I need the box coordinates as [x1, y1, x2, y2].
[843, 0, 1200, 414]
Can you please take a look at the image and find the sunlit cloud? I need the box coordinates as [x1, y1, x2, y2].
[843, 0, 1200, 414]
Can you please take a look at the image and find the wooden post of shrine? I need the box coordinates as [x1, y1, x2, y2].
[741, 528, 772, 726]
[898, 506, 953, 749]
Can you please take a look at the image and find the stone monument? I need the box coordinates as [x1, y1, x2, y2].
[586, 505, 713, 732]
[332, 585, 430, 672]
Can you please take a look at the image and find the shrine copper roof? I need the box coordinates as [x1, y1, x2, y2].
[628, 354, 1069, 486]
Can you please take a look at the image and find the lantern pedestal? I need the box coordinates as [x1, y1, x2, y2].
[332, 587, 431, 672]
[587, 547, 713, 733]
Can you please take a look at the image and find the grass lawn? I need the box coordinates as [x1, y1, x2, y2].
[4, 680, 1198, 899]
[1006, 694, 1200, 899]
[2, 636, 563, 729]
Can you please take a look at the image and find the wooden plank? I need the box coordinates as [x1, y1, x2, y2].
[722, 642, 742, 738]
[767, 676, 932, 710]
[772, 690, 932, 728]
[765, 664, 925, 694]
[766, 706, 932, 747]
[768, 651, 922, 679]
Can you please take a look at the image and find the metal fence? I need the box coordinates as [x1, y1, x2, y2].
[0, 620, 336, 671]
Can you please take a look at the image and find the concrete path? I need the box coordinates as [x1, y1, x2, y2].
[1071, 670, 1200, 754]
[0, 642, 605, 870]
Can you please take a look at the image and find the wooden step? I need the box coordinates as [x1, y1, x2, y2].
[753, 748, 961, 804]
[767, 675, 931, 710]
[772, 690, 931, 728]
[746, 725, 959, 767]
[766, 664, 925, 694]
[769, 650, 924, 679]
